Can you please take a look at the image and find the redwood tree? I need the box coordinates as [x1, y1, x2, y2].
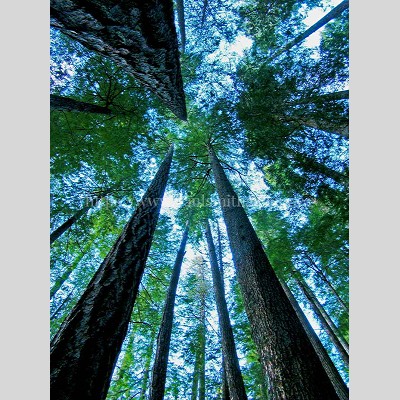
[207, 143, 339, 399]
[50, 145, 174, 400]
[149, 221, 190, 400]
[205, 220, 248, 400]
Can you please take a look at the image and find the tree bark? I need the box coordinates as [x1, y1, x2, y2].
[270, 0, 349, 60]
[280, 278, 349, 400]
[149, 222, 190, 400]
[50, 145, 174, 400]
[205, 220, 248, 400]
[293, 273, 349, 367]
[208, 144, 339, 399]
[50, 0, 187, 120]
[50, 94, 112, 114]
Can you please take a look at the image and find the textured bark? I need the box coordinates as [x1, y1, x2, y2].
[50, 145, 174, 400]
[205, 221, 248, 400]
[50, 94, 112, 114]
[208, 144, 339, 399]
[149, 222, 190, 400]
[294, 274, 349, 367]
[50, 0, 187, 120]
[50, 190, 110, 245]
[270, 0, 349, 60]
[280, 278, 349, 400]
[221, 357, 230, 400]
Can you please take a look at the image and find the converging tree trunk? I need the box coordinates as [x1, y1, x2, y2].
[205, 220, 248, 400]
[280, 278, 349, 400]
[198, 264, 207, 400]
[50, 189, 111, 245]
[50, 0, 187, 120]
[139, 331, 157, 400]
[176, 0, 186, 53]
[208, 143, 339, 399]
[293, 272, 349, 367]
[191, 350, 201, 400]
[50, 145, 174, 400]
[50, 94, 112, 114]
[149, 221, 190, 400]
[270, 0, 349, 60]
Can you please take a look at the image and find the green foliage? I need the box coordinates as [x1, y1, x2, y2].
[50, 0, 349, 395]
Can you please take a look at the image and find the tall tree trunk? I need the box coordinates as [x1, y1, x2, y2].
[149, 222, 190, 400]
[190, 350, 200, 400]
[217, 223, 231, 400]
[205, 221, 248, 400]
[50, 0, 187, 120]
[208, 144, 339, 399]
[198, 268, 207, 400]
[50, 239, 94, 299]
[270, 0, 349, 60]
[139, 331, 157, 400]
[50, 94, 112, 114]
[176, 0, 186, 53]
[50, 190, 110, 245]
[221, 356, 230, 400]
[293, 273, 349, 367]
[303, 253, 349, 312]
[280, 278, 349, 400]
[50, 145, 174, 400]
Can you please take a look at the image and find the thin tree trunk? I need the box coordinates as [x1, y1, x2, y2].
[50, 190, 110, 245]
[50, 145, 174, 400]
[205, 221, 248, 400]
[139, 331, 157, 400]
[293, 273, 349, 367]
[50, 94, 112, 114]
[270, 0, 349, 60]
[208, 143, 339, 399]
[50, 239, 94, 299]
[280, 278, 349, 400]
[149, 221, 190, 400]
[176, 0, 186, 53]
[217, 223, 231, 400]
[198, 271, 206, 400]
[50, 0, 187, 120]
[191, 350, 200, 400]
[303, 253, 349, 312]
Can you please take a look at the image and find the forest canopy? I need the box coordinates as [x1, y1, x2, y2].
[50, 0, 349, 398]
